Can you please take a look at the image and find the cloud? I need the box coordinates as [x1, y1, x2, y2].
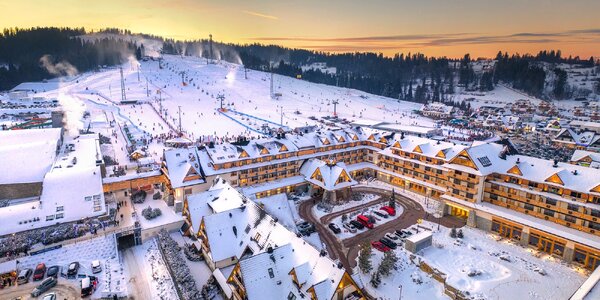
[242, 10, 278, 20]
[248, 28, 600, 51]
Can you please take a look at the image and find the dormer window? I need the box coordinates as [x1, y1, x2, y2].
[268, 268, 275, 278]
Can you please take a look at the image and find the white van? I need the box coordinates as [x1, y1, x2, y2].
[91, 260, 102, 274]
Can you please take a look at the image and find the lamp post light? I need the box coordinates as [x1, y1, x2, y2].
[398, 284, 403, 300]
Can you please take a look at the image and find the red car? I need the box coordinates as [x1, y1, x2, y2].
[33, 263, 47, 281]
[357, 215, 374, 229]
[371, 241, 391, 252]
[381, 206, 396, 216]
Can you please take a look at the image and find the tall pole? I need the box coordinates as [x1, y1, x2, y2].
[120, 66, 126, 103]
[146, 78, 149, 97]
[280, 106, 283, 126]
[217, 94, 225, 110]
[209, 34, 214, 63]
[244, 66, 248, 79]
[178, 105, 182, 134]
[332, 100, 339, 117]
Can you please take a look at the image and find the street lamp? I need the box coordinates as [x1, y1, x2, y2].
[398, 284, 403, 300]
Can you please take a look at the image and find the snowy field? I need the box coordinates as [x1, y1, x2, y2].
[360, 221, 587, 300]
[422, 222, 586, 300]
[15, 234, 127, 298]
[16, 55, 434, 142]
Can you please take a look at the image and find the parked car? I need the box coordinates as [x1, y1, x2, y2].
[366, 214, 380, 222]
[380, 206, 396, 216]
[371, 241, 391, 252]
[81, 277, 94, 297]
[328, 223, 341, 234]
[46, 266, 59, 279]
[17, 268, 32, 285]
[356, 215, 374, 229]
[31, 277, 57, 297]
[91, 260, 102, 274]
[67, 262, 79, 277]
[297, 221, 316, 236]
[380, 237, 398, 250]
[342, 222, 357, 233]
[384, 233, 402, 245]
[349, 220, 365, 230]
[33, 263, 46, 281]
[373, 210, 388, 219]
[42, 293, 57, 300]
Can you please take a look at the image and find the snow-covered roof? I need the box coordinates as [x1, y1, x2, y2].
[389, 135, 466, 161]
[238, 237, 345, 300]
[299, 158, 357, 191]
[406, 230, 432, 243]
[0, 128, 62, 184]
[186, 177, 247, 232]
[163, 147, 206, 188]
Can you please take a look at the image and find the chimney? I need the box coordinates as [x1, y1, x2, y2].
[553, 159, 559, 167]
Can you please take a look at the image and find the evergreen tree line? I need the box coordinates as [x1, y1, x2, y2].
[2, 27, 598, 102]
[0, 27, 143, 90]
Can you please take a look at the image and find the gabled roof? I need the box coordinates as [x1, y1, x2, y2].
[299, 158, 357, 191]
[164, 147, 206, 188]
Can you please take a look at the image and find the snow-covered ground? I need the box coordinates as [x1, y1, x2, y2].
[15, 234, 127, 298]
[312, 192, 380, 219]
[360, 221, 587, 300]
[130, 238, 178, 300]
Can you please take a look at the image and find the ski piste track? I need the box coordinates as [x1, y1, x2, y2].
[217, 108, 290, 136]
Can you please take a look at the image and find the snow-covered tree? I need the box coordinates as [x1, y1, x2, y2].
[377, 250, 398, 277]
[358, 241, 373, 274]
[370, 270, 381, 288]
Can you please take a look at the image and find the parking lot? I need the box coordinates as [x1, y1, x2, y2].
[298, 186, 465, 273]
[0, 279, 80, 299]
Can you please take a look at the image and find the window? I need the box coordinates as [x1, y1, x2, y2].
[528, 182, 538, 188]
[490, 194, 498, 200]
[544, 209, 555, 217]
[571, 191, 582, 199]
[591, 209, 600, 218]
[455, 170, 462, 176]
[254, 233, 261, 241]
[548, 186, 561, 195]
[46, 215, 55, 221]
[287, 292, 296, 300]
[468, 174, 476, 179]
[567, 203, 580, 212]
[545, 198, 557, 206]
[466, 193, 474, 199]
[268, 268, 274, 278]
[477, 156, 492, 167]
[56, 206, 64, 212]
[524, 203, 534, 211]
[564, 215, 576, 223]
[94, 205, 102, 212]
[589, 222, 600, 231]
[55, 213, 64, 219]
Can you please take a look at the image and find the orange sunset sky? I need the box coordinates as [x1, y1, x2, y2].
[1, 0, 600, 58]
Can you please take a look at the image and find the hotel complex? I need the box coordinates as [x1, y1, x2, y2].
[164, 126, 600, 272]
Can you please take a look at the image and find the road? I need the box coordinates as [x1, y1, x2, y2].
[298, 187, 465, 274]
[122, 247, 154, 300]
[0, 279, 80, 300]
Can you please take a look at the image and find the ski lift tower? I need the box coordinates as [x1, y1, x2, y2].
[209, 34, 214, 64]
[332, 100, 339, 117]
[217, 94, 226, 112]
[120, 66, 127, 103]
